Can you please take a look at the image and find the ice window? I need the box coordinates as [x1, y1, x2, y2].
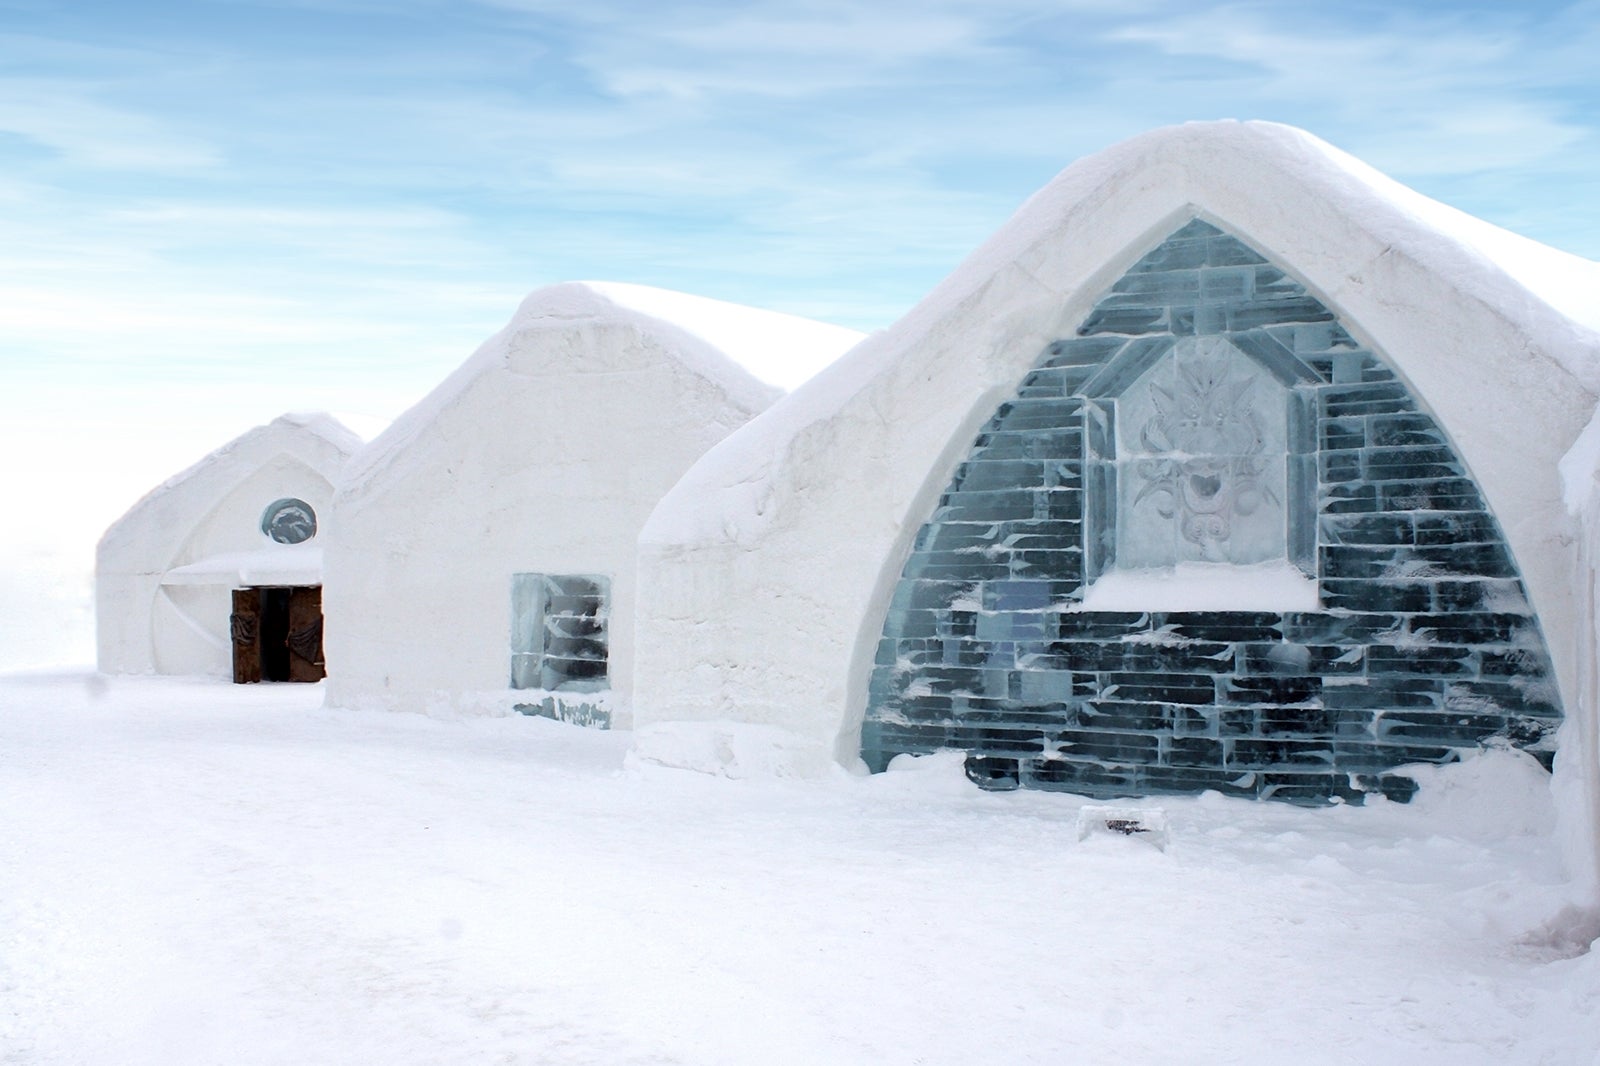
[260, 498, 317, 545]
[510, 573, 609, 692]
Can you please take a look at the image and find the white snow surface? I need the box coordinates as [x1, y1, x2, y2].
[4, 672, 1599, 1065]
[582, 281, 867, 390]
[1078, 562, 1320, 613]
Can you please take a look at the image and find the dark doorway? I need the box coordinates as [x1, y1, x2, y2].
[231, 585, 325, 683]
[260, 588, 291, 680]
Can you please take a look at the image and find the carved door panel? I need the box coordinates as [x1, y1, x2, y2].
[231, 588, 262, 684]
[286, 586, 326, 682]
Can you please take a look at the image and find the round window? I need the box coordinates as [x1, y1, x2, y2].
[261, 498, 317, 544]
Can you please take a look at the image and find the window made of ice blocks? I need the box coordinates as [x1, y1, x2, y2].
[1111, 336, 1289, 568]
[510, 573, 610, 692]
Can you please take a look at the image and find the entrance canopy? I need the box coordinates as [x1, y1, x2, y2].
[162, 544, 323, 588]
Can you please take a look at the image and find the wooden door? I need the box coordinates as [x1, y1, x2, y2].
[230, 588, 262, 684]
[286, 586, 326, 682]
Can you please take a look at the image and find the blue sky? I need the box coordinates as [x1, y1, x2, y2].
[3, 0, 1599, 665]
[6, 0, 1599, 403]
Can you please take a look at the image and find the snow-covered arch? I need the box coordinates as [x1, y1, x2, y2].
[632, 121, 1600, 808]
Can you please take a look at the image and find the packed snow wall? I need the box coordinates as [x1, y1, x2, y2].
[322, 284, 779, 723]
[862, 219, 1564, 803]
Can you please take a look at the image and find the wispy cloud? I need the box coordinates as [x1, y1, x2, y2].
[472, 0, 1152, 101]
[1108, 4, 1595, 175]
[583, 9, 1008, 100]
[0, 77, 221, 170]
[99, 202, 488, 268]
[4, 0, 1600, 352]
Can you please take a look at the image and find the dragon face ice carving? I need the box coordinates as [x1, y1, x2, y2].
[1130, 354, 1278, 561]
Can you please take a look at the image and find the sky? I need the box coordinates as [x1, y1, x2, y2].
[3, 0, 1600, 666]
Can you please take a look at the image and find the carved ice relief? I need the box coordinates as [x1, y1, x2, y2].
[1115, 338, 1288, 568]
[1134, 358, 1276, 558]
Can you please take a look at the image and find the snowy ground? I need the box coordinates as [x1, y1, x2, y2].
[4, 672, 1599, 1065]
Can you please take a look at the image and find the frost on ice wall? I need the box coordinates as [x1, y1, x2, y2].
[633, 121, 1600, 812]
[321, 283, 782, 725]
[96, 413, 361, 680]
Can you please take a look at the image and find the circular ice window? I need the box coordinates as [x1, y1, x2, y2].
[261, 498, 317, 544]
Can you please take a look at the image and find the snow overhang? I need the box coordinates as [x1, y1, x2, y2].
[161, 545, 323, 587]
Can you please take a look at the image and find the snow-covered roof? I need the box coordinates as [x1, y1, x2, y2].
[98, 412, 363, 565]
[947, 120, 1600, 381]
[643, 119, 1600, 551]
[341, 282, 814, 492]
[148, 413, 360, 507]
[1302, 144, 1600, 345]
[581, 281, 866, 390]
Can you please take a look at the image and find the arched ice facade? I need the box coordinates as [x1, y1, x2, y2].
[631, 122, 1600, 837]
[861, 218, 1561, 804]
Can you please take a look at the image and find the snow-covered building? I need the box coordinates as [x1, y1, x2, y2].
[321, 283, 792, 725]
[96, 412, 361, 681]
[632, 121, 1600, 825]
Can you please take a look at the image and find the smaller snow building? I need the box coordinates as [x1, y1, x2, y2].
[321, 283, 784, 725]
[632, 121, 1600, 814]
[96, 413, 361, 681]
